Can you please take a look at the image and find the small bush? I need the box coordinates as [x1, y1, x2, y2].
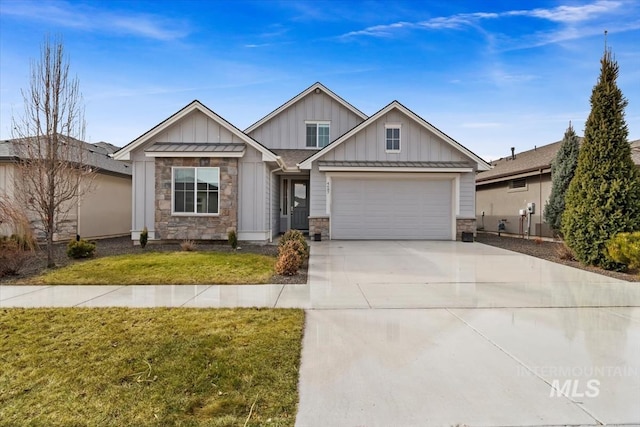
[279, 229, 309, 260]
[606, 232, 640, 270]
[275, 242, 302, 276]
[140, 226, 148, 248]
[180, 240, 197, 252]
[556, 242, 575, 261]
[0, 238, 31, 277]
[228, 229, 238, 251]
[66, 239, 96, 259]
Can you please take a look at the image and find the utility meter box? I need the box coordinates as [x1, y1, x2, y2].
[519, 209, 526, 216]
[527, 202, 535, 214]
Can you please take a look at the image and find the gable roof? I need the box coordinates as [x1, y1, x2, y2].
[244, 82, 368, 134]
[1, 136, 131, 176]
[298, 100, 491, 171]
[477, 138, 640, 184]
[113, 100, 278, 162]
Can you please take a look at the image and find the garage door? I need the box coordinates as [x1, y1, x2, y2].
[331, 177, 453, 240]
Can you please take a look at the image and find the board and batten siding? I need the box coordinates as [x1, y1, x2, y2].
[322, 110, 468, 163]
[458, 172, 475, 218]
[155, 111, 244, 144]
[131, 151, 156, 239]
[238, 146, 268, 240]
[309, 162, 327, 217]
[247, 92, 364, 149]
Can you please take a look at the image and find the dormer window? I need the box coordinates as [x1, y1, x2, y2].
[385, 123, 401, 152]
[306, 121, 330, 148]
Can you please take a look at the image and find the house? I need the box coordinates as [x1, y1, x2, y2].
[476, 139, 640, 237]
[113, 83, 490, 242]
[0, 137, 132, 241]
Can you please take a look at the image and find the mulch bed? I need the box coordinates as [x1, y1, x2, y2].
[476, 232, 639, 283]
[1, 236, 307, 285]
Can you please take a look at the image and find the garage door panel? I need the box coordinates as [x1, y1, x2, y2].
[332, 178, 452, 240]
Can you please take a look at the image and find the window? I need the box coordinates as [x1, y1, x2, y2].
[509, 178, 527, 189]
[306, 122, 330, 148]
[173, 167, 219, 214]
[385, 125, 401, 152]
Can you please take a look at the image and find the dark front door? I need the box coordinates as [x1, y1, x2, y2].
[291, 180, 309, 230]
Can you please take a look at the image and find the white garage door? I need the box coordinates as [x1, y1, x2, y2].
[331, 177, 453, 240]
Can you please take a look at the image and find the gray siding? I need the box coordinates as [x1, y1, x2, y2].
[131, 156, 156, 237]
[238, 146, 267, 235]
[309, 162, 326, 217]
[156, 111, 243, 143]
[248, 92, 364, 149]
[270, 167, 280, 237]
[459, 172, 475, 217]
[322, 110, 468, 163]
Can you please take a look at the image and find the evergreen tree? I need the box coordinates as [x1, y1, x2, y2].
[562, 48, 640, 268]
[544, 123, 580, 235]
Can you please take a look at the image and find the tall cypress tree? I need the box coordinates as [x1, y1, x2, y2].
[562, 48, 640, 268]
[544, 123, 580, 235]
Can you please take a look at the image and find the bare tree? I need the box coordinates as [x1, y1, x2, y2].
[11, 36, 94, 267]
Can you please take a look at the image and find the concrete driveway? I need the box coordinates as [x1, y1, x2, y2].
[295, 241, 640, 426]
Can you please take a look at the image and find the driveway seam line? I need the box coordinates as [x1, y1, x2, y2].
[445, 308, 606, 426]
[0, 285, 54, 301]
[273, 285, 285, 308]
[72, 285, 128, 307]
[356, 283, 372, 308]
[179, 285, 214, 307]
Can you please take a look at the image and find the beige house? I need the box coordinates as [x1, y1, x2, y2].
[0, 138, 132, 241]
[476, 139, 640, 237]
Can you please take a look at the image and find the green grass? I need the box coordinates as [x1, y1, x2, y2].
[0, 308, 304, 426]
[29, 252, 276, 285]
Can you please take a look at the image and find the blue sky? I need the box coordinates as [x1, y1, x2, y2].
[1, 0, 638, 161]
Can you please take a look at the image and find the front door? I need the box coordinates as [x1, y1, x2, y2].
[291, 180, 309, 230]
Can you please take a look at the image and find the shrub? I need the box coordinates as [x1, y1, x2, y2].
[556, 242, 575, 261]
[0, 238, 31, 277]
[180, 240, 197, 252]
[228, 229, 238, 251]
[279, 229, 309, 260]
[140, 226, 148, 248]
[275, 242, 302, 276]
[66, 239, 96, 259]
[606, 232, 640, 270]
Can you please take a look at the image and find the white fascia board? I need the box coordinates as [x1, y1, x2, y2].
[145, 151, 245, 158]
[318, 166, 473, 173]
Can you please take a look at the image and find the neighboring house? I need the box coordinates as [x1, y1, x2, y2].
[0, 137, 132, 241]
[113, 82, 490, 242]
[476, 139, 640, 237]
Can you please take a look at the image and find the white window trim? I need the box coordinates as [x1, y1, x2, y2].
[171, 166, 221, 216]
[385, 123, 401, 153]
[305, 121, 331, 149]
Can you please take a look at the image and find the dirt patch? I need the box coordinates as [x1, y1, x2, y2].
[1, 236, 307, 285]
[476, 232, 639, 283]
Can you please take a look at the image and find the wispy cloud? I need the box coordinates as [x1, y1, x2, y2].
[0, 0, 189, 41]
[338, 0, 635, 48]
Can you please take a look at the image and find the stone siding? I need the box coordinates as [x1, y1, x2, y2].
[155, 158, 237, 240]
[456, 218, 476, 240]
[309, 216, 330, 240]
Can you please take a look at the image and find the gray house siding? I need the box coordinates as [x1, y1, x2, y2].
[131, 151, 156, 240]
[459, 172, 475, 218]
[309, 162, 327, 217]
[247, 92, 364, 150]
[156, 111, 244, 144]
[237, 146, 268, 240]
[321, 110, 468, 163]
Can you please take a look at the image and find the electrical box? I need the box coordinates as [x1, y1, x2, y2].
[527, 202, 535, 214]
[519, 209, 526, 216]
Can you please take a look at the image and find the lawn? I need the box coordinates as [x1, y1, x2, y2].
[0, 308, 304, 426]
[27, 252, 276, 285]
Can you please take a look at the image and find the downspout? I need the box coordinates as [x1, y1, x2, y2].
[269, 166, 283, 243]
